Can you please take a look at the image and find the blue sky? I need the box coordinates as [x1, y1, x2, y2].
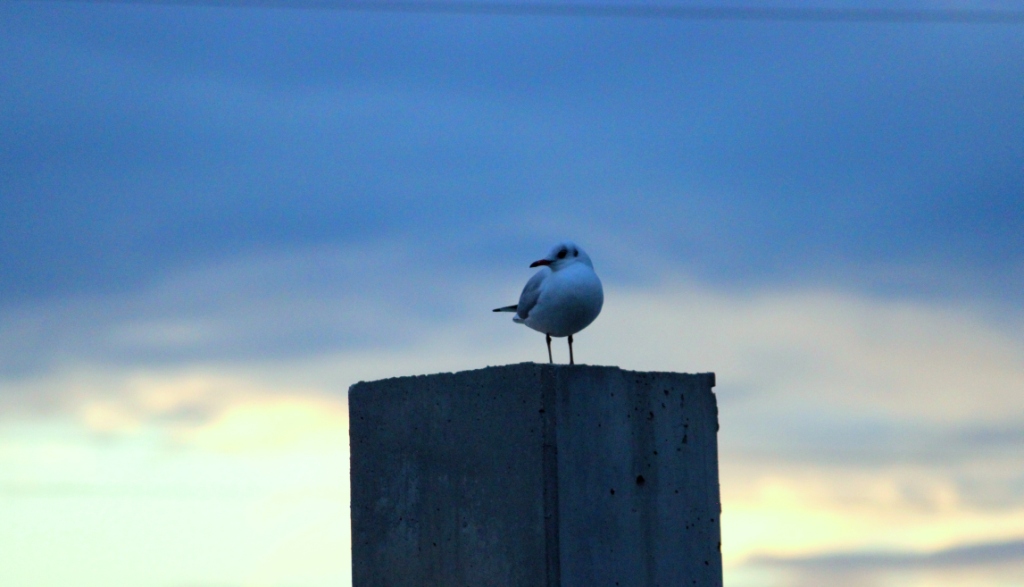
[1, 2, 1023, 586]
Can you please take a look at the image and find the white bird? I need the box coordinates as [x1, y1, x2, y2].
[493, 241, 604, 365]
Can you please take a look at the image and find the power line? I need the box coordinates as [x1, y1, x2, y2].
[24, 0, 1024, 23]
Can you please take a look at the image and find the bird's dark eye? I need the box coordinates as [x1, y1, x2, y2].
[557, 249, 567, 259]
[573, 249, 579, 257]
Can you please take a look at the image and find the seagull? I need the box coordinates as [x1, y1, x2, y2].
[493, 241, 604, 365]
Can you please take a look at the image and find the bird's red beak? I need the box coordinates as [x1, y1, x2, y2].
[530, 259, 552, 268]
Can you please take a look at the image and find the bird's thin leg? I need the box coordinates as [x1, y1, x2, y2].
[568, 335, 575, 365]
[546, 334, 553, 364]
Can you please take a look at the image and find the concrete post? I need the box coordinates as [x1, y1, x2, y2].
[349, 363, 722, 587]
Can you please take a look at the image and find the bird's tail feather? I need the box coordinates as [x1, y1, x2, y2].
[492, 305, 518, 313]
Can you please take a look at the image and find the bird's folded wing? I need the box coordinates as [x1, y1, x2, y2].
[515, 269, 549, 320]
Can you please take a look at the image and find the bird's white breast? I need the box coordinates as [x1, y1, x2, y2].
[523, 263, 603, 337]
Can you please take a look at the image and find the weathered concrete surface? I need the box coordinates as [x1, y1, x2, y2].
[349, 363, 721, 587]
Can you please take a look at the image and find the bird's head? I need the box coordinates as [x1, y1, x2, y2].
[530, 241, 594, 271]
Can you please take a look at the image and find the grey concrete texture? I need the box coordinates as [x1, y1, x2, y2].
[349, 363, 722, 587]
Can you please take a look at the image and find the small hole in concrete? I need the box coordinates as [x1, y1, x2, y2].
[636, 475, 645, 486]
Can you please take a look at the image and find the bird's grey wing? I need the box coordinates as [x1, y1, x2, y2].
[515, 269, 548, 321]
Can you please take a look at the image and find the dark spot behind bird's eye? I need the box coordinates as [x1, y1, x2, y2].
[573, 249, 579, 257]
[557, 249, 567, 259]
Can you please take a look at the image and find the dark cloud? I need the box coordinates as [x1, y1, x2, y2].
[722, 412, 1024, 468]
[750, 537, 1024, 571]
[719, 414, 1024, 509]
[1, 2, 1022, 308]
[0, 245, 479, 376]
